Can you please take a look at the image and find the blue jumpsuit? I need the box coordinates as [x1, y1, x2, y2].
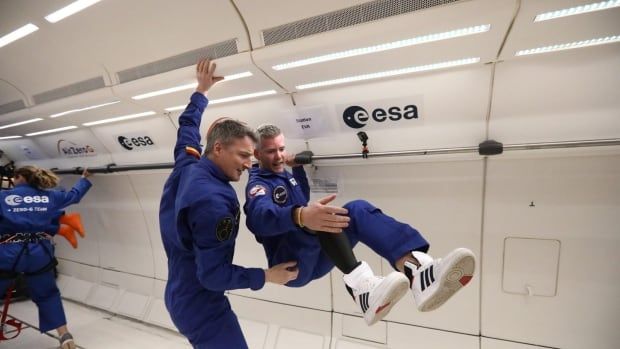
[243, 165, 429, 287]
[0, 177, 91, 332]
[159, 92, 265, 349]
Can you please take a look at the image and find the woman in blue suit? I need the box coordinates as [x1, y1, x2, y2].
[0, 165, 91, 349]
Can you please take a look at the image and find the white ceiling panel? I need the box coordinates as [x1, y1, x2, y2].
[0, 0, 248, 97]
[251, 0, 516, 91]
[500, 0, 620, 60]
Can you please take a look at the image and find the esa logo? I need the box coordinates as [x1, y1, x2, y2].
[342, 104, 418, 129]
[4, 194, 49, 206]
[117, 136, 155, 150]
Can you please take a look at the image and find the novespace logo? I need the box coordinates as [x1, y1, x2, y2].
[342, 104, 418, 129]
[57, 139, 96, 157]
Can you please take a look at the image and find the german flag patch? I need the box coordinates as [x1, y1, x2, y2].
[185, 146, 201, 159]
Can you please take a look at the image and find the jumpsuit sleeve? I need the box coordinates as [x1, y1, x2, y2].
[244, 179, 298, 237]
[51, 177, 92, 209]
[292, 166, 310, 201]
[187, 196, 265, 292]
[172, 92, 208, 169]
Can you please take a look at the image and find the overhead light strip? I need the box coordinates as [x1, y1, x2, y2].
[45, 0, 103, 23]
[165, 90, 277, 111]
[0, 118, 44, 130]
[26, 126, 78, 136]
[0, 136, 22, 140]
[516, 35, 620, 56]
[534, 1, 620, 22]
[0, 23, 39, 49]
[50, 100, 120, 118]
[132, 71, 253, 100]
[273, 25, 490, 70]
[296, 57, 480, 90]
[82, 111, 156, 126]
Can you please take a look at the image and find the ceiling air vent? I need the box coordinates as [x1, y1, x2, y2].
[33, 76, 106, 105]
[0, 99, 26, 115]
[117, 39, 239, 83]
[262, 0, 461, 46]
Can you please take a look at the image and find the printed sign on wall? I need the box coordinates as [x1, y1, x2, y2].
[56, 139, 97, 158]
[336, 96, 423, 131]
[282, 105, 331, 139]
[115, 132, 157, 152]
[19, 144, 46, 160]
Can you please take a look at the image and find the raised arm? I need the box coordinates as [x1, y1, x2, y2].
[172, 59, 223, 168]
[51, 168, 92, 209]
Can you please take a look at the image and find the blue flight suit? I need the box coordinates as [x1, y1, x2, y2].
[0, 177, 91, 332]
[159, 92, 264, 349]
[243, 165, 429, 287]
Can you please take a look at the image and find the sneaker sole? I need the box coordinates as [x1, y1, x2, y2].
[61, 340, 76, 349]
[364, 273, 410, 326]
[418, 248, 475, 312]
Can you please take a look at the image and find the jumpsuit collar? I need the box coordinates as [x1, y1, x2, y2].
[198, 157, 230, 182]
[251, 163, 289, 179]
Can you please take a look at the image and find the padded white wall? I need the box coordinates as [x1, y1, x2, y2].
[52, 147, 620, 348]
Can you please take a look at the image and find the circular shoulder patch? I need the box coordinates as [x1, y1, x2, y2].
[272, 185, 288, 204]
[216, 217, 234, 241]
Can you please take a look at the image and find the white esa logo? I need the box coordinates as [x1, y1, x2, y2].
[4, 194, 49, 206]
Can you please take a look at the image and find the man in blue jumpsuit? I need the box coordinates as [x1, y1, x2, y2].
[0, 166, 91, 348]
[244, 124, 476, 325]
[158, 59, 297, 348]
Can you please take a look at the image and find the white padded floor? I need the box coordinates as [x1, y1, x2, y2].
[4, 299, 192, 349]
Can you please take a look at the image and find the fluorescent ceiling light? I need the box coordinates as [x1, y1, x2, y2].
[0, 118, 44, 130]
[82, 111, 156, 126]
[0, 136, 22, 140]
[165, 90, 277, 111]
[45, 0, 102, 23]
[26, 126, 78, 136]
[132, 71, 253, 100]
[273, 25, 490, 70]
[50, 100, 120, 118]
[535, 1, 620, 22]
[296, 58, 480, 90]
[516, 35, 620, 56]
[0, 23, 39, 49]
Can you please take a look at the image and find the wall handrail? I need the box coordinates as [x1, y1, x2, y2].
[50, 138, 620, 175]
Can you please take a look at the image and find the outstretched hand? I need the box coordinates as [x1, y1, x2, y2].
[196, 58, 224, 94]
[81, 167, 91, 178]
[300, 194, 350, 233]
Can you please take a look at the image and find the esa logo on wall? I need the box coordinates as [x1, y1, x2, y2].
[117, 135, 155, 151]
[342, 105, 418, 129]
[338, 97, 422, 130]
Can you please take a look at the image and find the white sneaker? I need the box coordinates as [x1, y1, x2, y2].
[404, 248, 475, 312]
[59, 332, 76, 349]
[343, 261, 409, 325]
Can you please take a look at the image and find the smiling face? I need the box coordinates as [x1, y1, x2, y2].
[211, 135, 255, 181]
[255, 133, 287, 173]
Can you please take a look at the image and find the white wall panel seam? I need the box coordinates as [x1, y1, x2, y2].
[57, 257, 166, 281]
[126, 174, 158, 279]
[478, 157, 488, 339]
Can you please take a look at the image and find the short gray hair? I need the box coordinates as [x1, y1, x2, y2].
[256, 124, 282, 149]
[205, 119, 257, 154]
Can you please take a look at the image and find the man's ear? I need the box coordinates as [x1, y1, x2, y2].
[212, 141, 222, 156]
[253, 148, 259, 159]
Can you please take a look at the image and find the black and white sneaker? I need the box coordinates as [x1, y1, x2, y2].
[343, 261, 409, 326]
[405, 248, 475, 312]
[59, 332, 76, 349]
